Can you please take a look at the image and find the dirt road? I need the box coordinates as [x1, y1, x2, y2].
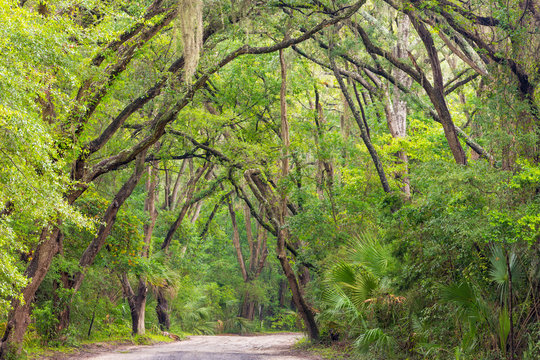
[83, 333, 318, 360]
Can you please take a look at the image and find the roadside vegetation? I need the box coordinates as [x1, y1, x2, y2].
[1, 0, 539, 359]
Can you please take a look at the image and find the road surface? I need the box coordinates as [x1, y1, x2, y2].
[83, 333, 316, 360]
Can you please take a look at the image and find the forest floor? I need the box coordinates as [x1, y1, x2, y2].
[39, 333, 326, 360]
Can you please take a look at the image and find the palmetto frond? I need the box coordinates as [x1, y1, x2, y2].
[348, 232, 395, 278]
[326, 261, 379, 308]
[489, 244, 523, 304]
[354, 327, 396, 352]
[441, 281, 492, 327]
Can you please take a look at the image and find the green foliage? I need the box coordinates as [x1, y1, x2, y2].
[32, 301, 59, 345]
[489, 245, 523, 303]
[268, 310, 300, 332]
[354, 328, 396, 353]
[0, 1, 97, 312]
[2, 1, 540, 359]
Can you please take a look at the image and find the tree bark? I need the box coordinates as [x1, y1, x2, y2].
[54, 267, 71, 336]
[233, 201, 268, 320]
[292, 44, 494, 161]
[70, 152, 147, 293]
[330, 55, 392, 193]
[169, 159, 187, 211]
[245, 169, 319, 341]
[53, 152, 147, 335]
[348, 18, 469, 165]
[314, 88, 334, 199]
[156, 290, 171, 331]
[228, 198, 249, 282]
[143, 157, 159, 256]
[199, 192, 230, 238]
[121, 151, 159, 336]
[240, 293, 256, 320]
[409, 15, 467, 165]
[278, 279, 288, 308]
[189, 200, 203, 223]
[0, 227, 62, 357]
[0, 5, 367, 354]
[245, 203, 256, 271]
[162, 163, 171, 209]
[384, 13, 412, 198]
[161, 163, 209, 251]
[156, 164, 223, 329]
[120, 274, 148, 335]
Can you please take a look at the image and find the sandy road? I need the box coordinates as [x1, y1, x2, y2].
[83, 333, 317, 360]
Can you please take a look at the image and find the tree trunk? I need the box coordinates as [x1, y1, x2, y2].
[228, 198, 249, 282]
[446, 56, 479, 161]
[234, 200, 269, 320]
[244, 203, 256, 271]
[330, 55, 392, 193]
[278, 279, 288, 308]
[54, 270, 71, 335]
[161, 163, 209, 251]
[199, 192, 230, 238]
[385, 13, 412, 198]
[162, 163, 171, 209]
[228, 199, 249, 282]
[276, 229, 319, 341]
[240, 291, 256, 320]
[51, 152, 147, 336]
[143, 157, 159, 257]
[298, 266, 311, 288]
[156, 290, 170, 331]
[155, 162, 213, 329]
[278, 48, 318, 341]
[409, 15, 467, 165]
[340, 64, 351, 149]
[120, 153, 159, 336]
[1, 153, 146, 355]
[244, 169, 320, 342]
[73, 152, 147, 292]
[189, 200, 203, 223]
[169, 159, 187, 211]
[120, 274, 148, 335]
[240, 49, 320, 341]
[314, 88, 334, 199]
[0, 227, 62, 357]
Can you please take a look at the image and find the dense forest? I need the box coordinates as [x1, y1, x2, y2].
[0, 0, 539, 359]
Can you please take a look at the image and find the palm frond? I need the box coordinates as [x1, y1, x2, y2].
[328, 261, 357, 287]
[348, 232, 395, 278]
[326, 261, 379, 308]
[354, 328, 396, 352]
[489, 245, 524, 304]
[441, 282, 487, 324]
[350, 272, 379, 308]
[441, 281, 495, 332]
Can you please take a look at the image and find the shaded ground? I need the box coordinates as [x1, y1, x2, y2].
[43, 333, 322, 360]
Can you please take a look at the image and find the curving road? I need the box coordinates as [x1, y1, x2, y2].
[83, 333, 316, 360]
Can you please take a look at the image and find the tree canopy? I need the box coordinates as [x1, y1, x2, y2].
[0, 0, 539, 359]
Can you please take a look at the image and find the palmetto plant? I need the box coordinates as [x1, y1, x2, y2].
[348, 233, 396, 280]
[442, 244, 524, 358]
[171, 288, 216, 335]
[489, 245, 523, 305]
[441, 281, 494, 356]
[319, 233, 401, 353]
